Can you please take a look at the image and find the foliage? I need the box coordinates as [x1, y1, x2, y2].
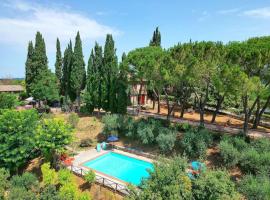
[30, 69, 59, 103]
[41, 163, 58, 186]
[84, 170, 96, 185]
[0, 168, 10, 199]
[156, 128, 177, 153]
[179, 128, 213, 159]
[192, 169, 241, 200]
[102, 114, 120, 136]
[0, 93, 19, 109]
[136, 118, 162, 144]
[40, 184, 60, 200]
[78, 192, 91, 200]
[0, 109, 38, 171]
[149, 27, 161, 47]
[70, 31, 86, 108]
[55, 38, 62, 87]
[8, 186, 37, 200]
[58, 168, 72, 186]
[36, 118, 73, 161]
[238, 174, 270, 200]
[10, 172, 39, 192]
[59, 182, 78, 200]
[68, 112, 79, 128]
[128, 156, 191, 200]
[219, 140, 240, 168]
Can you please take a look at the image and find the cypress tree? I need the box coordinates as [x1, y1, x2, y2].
[25, 41, 34, 95]
[115, 53, 128, 114]
[31, 32, 48, 79]
[70, 31, 86, 110]
[62, 40, 73, 102]
[149, 27, 161, 47]
[103, 34, 118, 112]
[55, 38, 62, 89]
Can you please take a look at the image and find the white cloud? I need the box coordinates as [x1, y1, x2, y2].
[0, 0, 121, 51]
[243, 7, 270, 19]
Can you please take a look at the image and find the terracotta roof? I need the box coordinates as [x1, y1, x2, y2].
[0, 85, 24, 92]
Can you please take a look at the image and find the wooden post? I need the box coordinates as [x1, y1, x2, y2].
[81, 168, 83, 176]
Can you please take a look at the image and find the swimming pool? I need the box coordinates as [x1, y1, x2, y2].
[83, 152, 153, 185]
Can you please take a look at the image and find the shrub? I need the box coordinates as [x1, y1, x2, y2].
[240, 148, 263, 175]
[219, 140, 240, 168]
[180, 128, 213, 159]
[41, 163, 58, 186]
[78, 192, 91, 200]
[129, 156, 191, 199]
[8, 186, 37, 200]
[102, 114, 119, 136]
[68, 112, 79, 128]
[58, 168, 72, 186]
[137, 120, 155, 144]
[0, 93, 19, 109]
[156, 128, 176, 153]
[59, 182, 78, 200]
[238, 174, 270, 200]
[0, 168, 10, 199]
[10, 172, 39, 192]
[84, 170, 96, 185]
[192, 170, 241, 200]
[251, 138, 270, 153]
[79, 138, 93, 148]
[40, 184, 60, 200]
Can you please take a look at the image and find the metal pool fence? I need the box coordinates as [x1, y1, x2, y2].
[67, 164, 130, 195]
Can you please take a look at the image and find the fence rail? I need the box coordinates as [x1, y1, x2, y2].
[68, 164, 129, 195]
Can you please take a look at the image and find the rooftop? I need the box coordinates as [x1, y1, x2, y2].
[0, 85, 24, 92]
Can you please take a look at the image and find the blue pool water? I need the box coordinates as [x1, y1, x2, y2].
[83, 152, 153, 185]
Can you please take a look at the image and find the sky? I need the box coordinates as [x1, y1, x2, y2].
[1, 0, 270, 78]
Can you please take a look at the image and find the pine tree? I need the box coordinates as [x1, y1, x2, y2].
[25, 41, 34, 95]
[149, 27, 161, 47]
[103, 34, 118, 112]
[55, 38, 62, 89]
[70, 32, 86, 110]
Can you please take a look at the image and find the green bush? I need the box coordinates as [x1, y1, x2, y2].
[0, 168, 10, 199]
[40, 184, 60, 200]
[10, 172, 39, 192]
[58, 169, 72, 186]
[219, 140, 240, 168]
[59, 182, 78, 200]
[129, 156, 192, 199]
[192, 170, 241, 200]
[238, 174, 270, 200]
[68, 112, 79, 128]
[84, 170, 95, 185]
[102, 114, 119, 136]
[156, 128, 176, 153]
[0, 93, 19, 109]
[251, 138, 270, 153]
[180, 128, 213, 159]
[8, 186, 37, 200]
[240, 148, 262, 174]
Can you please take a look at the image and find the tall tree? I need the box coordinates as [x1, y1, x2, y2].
[70, 32, 86, 111]
[149, 27, 161, 47]
[31, 32, 48, 80]
[103, 34, 118, 112]
[61, 41, 73, 103]
[114, 53, 128, 114]
[85, 43, 104, 114]
[25, 41, 34, 95]
[55, 38, 62, 90]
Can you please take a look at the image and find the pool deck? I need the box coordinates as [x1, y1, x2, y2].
[70, 147, 154, 193]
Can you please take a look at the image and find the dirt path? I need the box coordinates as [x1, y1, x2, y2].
[129, 109, 270, 139]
